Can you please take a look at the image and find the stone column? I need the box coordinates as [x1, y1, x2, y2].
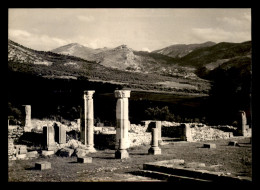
[115, 90, 131, 159]
[77, 118, 81, 131]
[43, 126, 56, 151]
[148, 128, 161, 155]
[181, 124, 193, 142]
[238, 111, 247, 136]
[156, 121, 162, 144]
[54, 123, 66, 144]
[23, 105, 32, 132]
[83, 90, 96, 152]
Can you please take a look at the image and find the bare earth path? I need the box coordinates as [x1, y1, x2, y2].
[8, 137, 251, 182]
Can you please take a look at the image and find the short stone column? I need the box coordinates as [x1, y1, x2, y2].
[114, 90, 131, 158]
[77, 118, 81, 131]
[181, 124, 193, 142]
[54, 123, 66, 144]
[23, 105, 32, 132]
[238, 111, 247, 136]
[43, 126, 56, 151]
[148, 128, 161, 155]
[156, 121, 162, 144]
[83, 90, 96, 152]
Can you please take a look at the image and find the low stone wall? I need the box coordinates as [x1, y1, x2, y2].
[191, 125, 234, 141]
[160, 121, 236, 142]
[8, 125, 24, 142]
[31, 119, 80, 132]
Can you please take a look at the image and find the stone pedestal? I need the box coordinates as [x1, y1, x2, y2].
[115, 139, 129, 159]
[54, 123, 66, 144]
[81, 91, 96, 152]
[115, 90, 131, 150]
[148, 128, 161, 155]
[23, 105, 32, 132]
[43, 126, 56, 151]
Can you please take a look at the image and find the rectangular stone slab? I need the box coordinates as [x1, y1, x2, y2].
[203, 143, 216, 148]
[35, 161, 51, 170]
[77, 156, 92, 163]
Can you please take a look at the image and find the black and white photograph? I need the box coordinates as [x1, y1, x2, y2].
[8, 8, 252, 182]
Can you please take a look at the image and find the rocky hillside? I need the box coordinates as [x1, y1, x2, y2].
[178, 41, 252, 69]
[52, 43, 109, 62]
[152, 41, 216, 58]
[8, 39, 210, 95]
[50, 42, 193, 77]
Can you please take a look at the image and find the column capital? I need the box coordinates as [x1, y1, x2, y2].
[114, 90, 131, 98]
[83, 90, 95, 100]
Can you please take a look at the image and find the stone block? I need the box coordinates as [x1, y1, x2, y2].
[26, 151, 38, 158]
[203, 143, 216, 148]
[75, 148, 89, 157]
[16, 154, 27, 159]
[58, 148, 74, 157]
[228, 141, 238, 146]
[17, 149, 28, 154]
[77, 156, 92, 163]
[35, 161, 51, 170]
[115, 149, 129, 159]
[148, 147, 161, 155]
[42, 150, 55, 156]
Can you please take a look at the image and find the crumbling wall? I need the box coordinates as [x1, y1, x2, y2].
[160, 121, 235, 142]
[129, 124, 151, 147]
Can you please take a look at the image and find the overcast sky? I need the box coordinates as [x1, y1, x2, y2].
[8, 8, 251, 52]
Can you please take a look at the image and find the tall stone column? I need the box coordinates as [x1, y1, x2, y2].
[148, 128, 161, 155]
[82, 90, 96, 152]
[23, 105, 32, 132]
[115, 90, 131, 159]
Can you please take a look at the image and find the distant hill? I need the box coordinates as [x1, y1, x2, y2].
[178, 41, 252, 69]
[152, 41, 216, 58]
[51, 43, 109, 62]
[50, 43, 194, 78]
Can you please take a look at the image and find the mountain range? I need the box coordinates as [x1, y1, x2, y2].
[8, 38, 252, 96]
[152, 41, 216, 58]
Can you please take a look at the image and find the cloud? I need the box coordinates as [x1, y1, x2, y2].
[191, 27, 251, 43]
[8, 29, 71, 51]
[8, 29, 31, 38]
[243, 12, 251, 22]
[76, 15, 95, 22]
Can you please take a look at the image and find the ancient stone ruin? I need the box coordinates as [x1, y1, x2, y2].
[8, 90, 251, 162]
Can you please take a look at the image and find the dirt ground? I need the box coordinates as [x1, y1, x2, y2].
[8, 137, 252, 182]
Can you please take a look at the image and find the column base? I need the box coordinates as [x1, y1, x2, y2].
[148, 146, 161, 155]
[115, 149, 129, 159]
